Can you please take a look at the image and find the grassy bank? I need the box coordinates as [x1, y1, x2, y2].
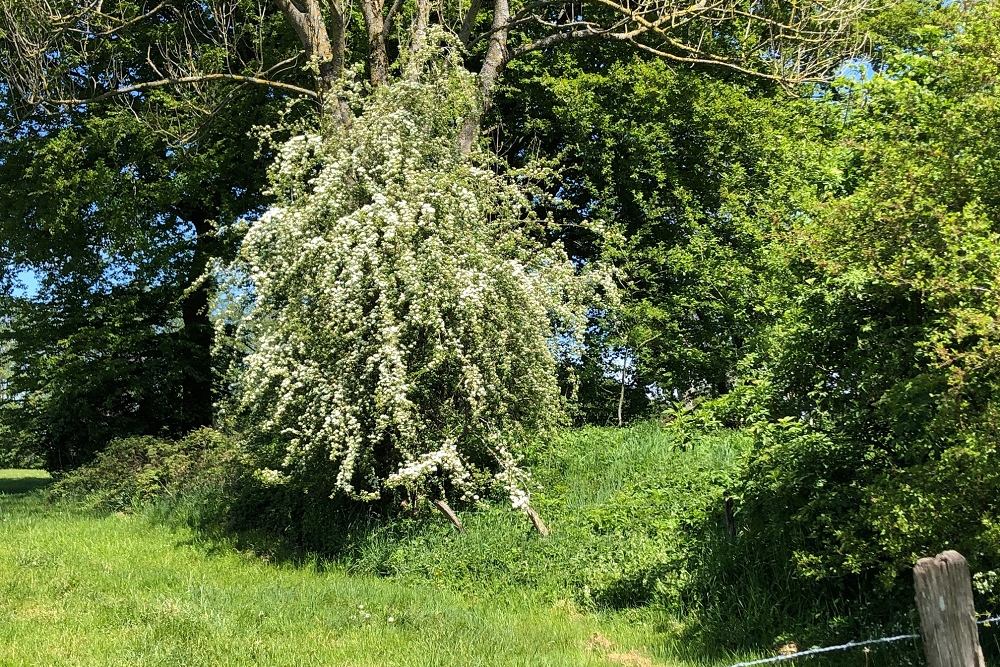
[4, 424, 760, 667]
[3, 426, 932, 665]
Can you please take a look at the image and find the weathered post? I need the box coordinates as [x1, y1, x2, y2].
[914, 550, 985, 667]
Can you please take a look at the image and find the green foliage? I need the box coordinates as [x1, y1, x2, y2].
[51, 429, 239, 513]
[0, 4, 294, 469]
[712, 0, 1000, 622]
[494, 54, 833, 415]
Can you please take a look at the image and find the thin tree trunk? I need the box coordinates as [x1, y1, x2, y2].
[360, 0, 389, 86]
[329, 3, 347, 83]
[410, 0, 431, 57]
[617, 349, 628, 427]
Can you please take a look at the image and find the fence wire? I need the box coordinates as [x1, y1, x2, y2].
[727, 615, 1000, 667]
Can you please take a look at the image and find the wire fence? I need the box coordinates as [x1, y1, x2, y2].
[727, 615, 1000, 667]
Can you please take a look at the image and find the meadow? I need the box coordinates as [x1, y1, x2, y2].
[0, 425, 944, 666]
[0, 427, 755, 667]
[1, 471, 639, 666]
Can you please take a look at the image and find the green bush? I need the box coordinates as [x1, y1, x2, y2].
[50, 428, 239, 512]
[675, 411, 1000, 657]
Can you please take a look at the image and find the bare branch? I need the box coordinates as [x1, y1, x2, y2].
[508, 0, 875, 85]
[0, 0, 315, 120]
[92, 1, 169, 37]
[49, 73, 320, 106]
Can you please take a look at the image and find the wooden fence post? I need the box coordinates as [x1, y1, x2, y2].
[914, 550, 985, 667]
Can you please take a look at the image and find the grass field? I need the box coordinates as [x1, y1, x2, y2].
[0, 462, 723, 667]
[0, 468, 648, 666]
[14, 423, 880, 667]
[0, 421, 937, 667]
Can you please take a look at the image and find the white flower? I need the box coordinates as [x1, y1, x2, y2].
[217, 49, 612, 505]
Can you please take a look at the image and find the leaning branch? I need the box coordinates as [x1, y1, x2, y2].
[433, 499, 466, 533]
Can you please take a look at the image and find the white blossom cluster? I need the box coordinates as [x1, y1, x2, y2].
[222, 42, 608, 507]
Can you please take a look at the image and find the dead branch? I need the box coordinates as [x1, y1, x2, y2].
[433, 499, 466, 533]
[523, 505, 550, 536]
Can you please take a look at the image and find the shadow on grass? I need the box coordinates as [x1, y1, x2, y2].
[152, 482, 406, 570]
[0, 470, 53, 495]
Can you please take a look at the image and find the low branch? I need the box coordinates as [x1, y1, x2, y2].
[500, 0, 871, 85]
[385, 0, 406, 34]
[458, 0, 484, 45]
[49, 73, 319, 106]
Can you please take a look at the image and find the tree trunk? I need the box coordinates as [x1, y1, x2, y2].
[617, 349, 629, 427]
[458, 0, 509, 154]
[410, 0, 431, 57]
[180, 213, 215, 430]
[360, 0, 389, 86]
[274, 0, 344, 97]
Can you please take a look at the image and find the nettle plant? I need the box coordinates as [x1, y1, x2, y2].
[223, 38, 607, 526]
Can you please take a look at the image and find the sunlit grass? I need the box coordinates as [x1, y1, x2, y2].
[0, 469, 691, 667]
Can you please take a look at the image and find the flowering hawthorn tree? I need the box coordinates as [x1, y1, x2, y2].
[224, 41, 604, 519]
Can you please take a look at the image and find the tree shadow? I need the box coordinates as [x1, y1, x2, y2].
[0, 471, 53, 495]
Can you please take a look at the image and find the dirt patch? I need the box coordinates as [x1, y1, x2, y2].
[586, 633, 655, 667]
[777, 641, 799, 656]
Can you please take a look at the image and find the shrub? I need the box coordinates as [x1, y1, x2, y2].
[50, 428, 239, 512]
[220, 36, 607, 509]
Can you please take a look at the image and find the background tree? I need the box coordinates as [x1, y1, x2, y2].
[686, 0, 1000, 639]
[0, 41, 289, 467]
[487, 46, 838, 421]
